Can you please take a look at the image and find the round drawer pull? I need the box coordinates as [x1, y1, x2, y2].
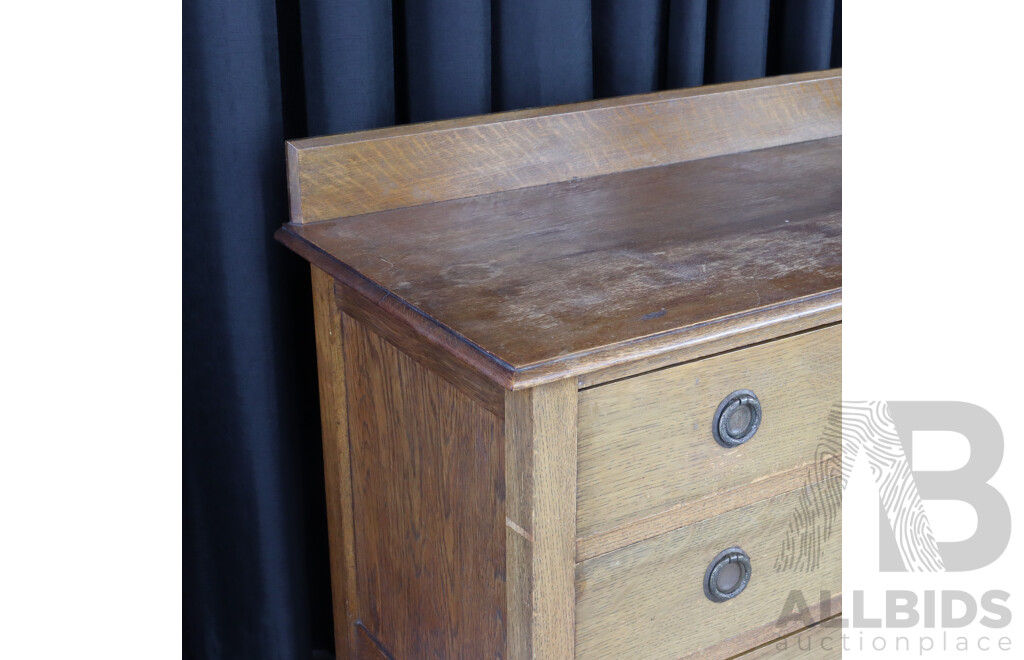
[712, 389, 762, 448]
[704, 546, 752, 602]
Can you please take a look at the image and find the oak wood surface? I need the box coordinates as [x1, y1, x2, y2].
[309, 266, 359, 658]
[577, 325, 841, 540]
[335, 277, 506, 417]
[343, 313, 506, 658]
[505, 380, 578, 659]
[287, 70, 840, 222]
[575, 477, 842, 660]
[354, 623, 395, 660]
[575, 463, 826, 563]
[575, 308, 840, 390]
[275, 234, 520, 390]
[684, 595, 842, 660]
[732, 614, 842, 659]
[279, 135, 840, 389]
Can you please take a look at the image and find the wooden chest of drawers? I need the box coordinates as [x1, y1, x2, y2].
[277, 70, 842, 659]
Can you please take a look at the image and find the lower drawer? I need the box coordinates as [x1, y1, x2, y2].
[574, 476, 842, 659]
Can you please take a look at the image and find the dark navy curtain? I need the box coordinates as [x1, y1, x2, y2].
[183, 1, 841, 657]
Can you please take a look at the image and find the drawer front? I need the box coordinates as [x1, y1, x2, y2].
[577, 324, 840, 543]
[575, 477, 842, 659]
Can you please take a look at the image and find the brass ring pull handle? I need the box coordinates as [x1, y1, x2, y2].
[712, 389, 761, 448]
[704, 547, 752, 602]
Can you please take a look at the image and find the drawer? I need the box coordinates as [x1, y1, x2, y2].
[577, 325, 840, 548]
[575, 477, 842, 659]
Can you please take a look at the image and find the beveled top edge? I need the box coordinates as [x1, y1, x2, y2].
[277, 224, 841, 392]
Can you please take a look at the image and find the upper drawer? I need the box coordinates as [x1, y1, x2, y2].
[577, 324, 840, 552]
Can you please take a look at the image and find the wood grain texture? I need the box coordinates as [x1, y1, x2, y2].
[278, 135, 841, 388]
[287, 70, 840, 222]
[575, 478, 843, 660]
[284, 72, 845, 659]
[733, 614, 843, 659]
[576, 463, 827, 563]
[680, 595, 842, 660]
[574, 309, 841, 390]
[276, 233, 519, 390]
[344, 313, 506, 658]
[309, 266, 359, 658]
[505, 380, 578, 659]
[355, 623, 396, 660]
[577, 325, 841, 540]
[335, 278, 506, 417]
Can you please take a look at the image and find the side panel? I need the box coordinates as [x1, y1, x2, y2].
[310, 266, 359, 658]
[343, 311, 507, 658]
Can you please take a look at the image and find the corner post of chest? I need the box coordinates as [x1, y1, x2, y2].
[504, 379, 579, 659]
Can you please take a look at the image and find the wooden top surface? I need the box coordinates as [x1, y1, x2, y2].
[279, 136, 841, 383]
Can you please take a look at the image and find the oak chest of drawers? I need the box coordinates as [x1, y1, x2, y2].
[277, 70, 842, 659]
